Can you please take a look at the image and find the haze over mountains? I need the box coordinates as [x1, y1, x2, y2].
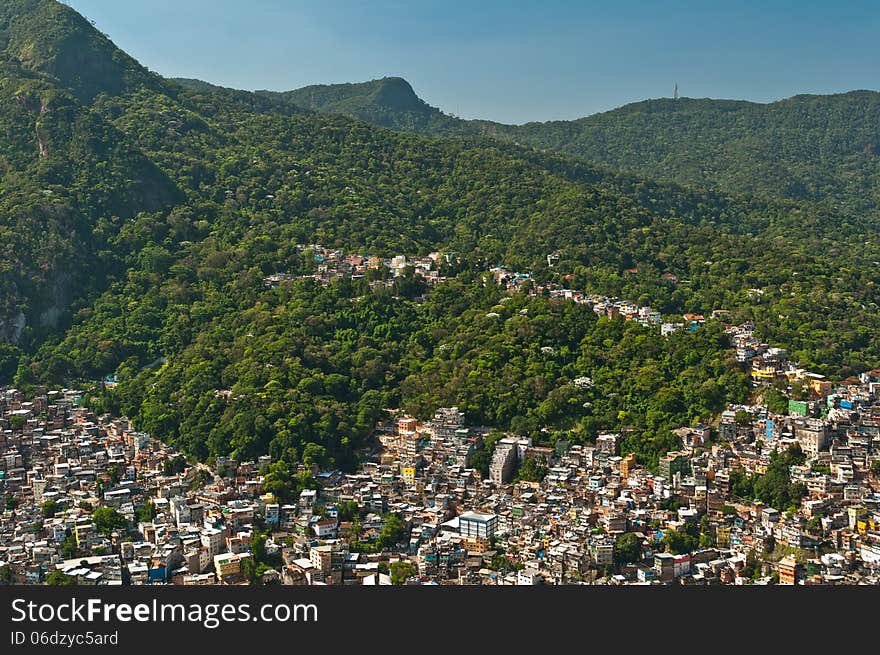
[3, 0, 880, 467]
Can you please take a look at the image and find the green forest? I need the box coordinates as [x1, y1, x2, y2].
[249, 76, 880, 219]
[2, 0, 880, 475]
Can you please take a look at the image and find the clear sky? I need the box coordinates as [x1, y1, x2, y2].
[64, 0, 880, 124]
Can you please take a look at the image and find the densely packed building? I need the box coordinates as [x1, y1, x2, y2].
[263, 244, 445, 290]
[3, 362, 880, 585]
[0, 256, 877, 586]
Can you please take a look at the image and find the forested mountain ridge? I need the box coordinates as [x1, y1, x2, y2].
[499, 91, 880, 213]
[255, 77, 449, 130]
[2, 1, 880, 472]
[0, 0, 181, 347]
[246, 75, 880, 213]
[0, 0, 165, 102]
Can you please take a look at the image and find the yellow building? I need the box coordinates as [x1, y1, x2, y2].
[751, 366, 778, 381]
[213, 553, 248, 582]
[620, 453, 637, 479]
[464, 536, 490, 553]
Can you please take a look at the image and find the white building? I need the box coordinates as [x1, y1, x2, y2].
[458, 511, 498, 540]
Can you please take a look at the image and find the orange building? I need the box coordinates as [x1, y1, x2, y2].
[778, 556, 801, 585]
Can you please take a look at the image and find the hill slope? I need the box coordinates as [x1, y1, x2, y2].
[4, 1, 880, 471]
[254, 76, 880, 213]
[0, 0, 164, 102]
[254, 76, 468, 135]
[0, 1, 180, 344]
[498, 92, 880, 212]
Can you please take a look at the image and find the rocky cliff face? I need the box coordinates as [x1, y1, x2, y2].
[0, 311, 26, 343]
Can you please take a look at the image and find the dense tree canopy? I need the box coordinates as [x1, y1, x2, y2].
[3, 1, 880, 479]
[254, 75, 880, 221]
[92, 507, 129, 536]
[730, 446, 808, 511]
[614, 532, 642, 565]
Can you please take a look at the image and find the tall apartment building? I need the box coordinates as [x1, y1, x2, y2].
[458, 511, 498, 540]
[429, 407, 466, 440]
[659, 451, 690, 479]
[489, 439, 518, 485]
[792, 418, 829, 456]
[595, 433, 621, 456]
[397, 416, 421, 465]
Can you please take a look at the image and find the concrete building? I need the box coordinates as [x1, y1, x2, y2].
[458, 511, 497, 540]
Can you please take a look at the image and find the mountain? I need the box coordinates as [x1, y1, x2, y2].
[253, 76, 880, 213]
[174, 76, 457, 132]
[171, 78, 225, 93]
[495, 92, 880, 213]
[4, 1, 880, 471]
[0, 0, 164, 102]
[0, 0, 180, 344]
[254, 77, 468, 134]
[258, 77, 429, 117]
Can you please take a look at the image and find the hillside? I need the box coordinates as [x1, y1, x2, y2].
[255, 76, 880, 213]
[0, 2, 180, 346]
[0, 0, 164, 102]
[3, 1, 880, 471]
[498, 92, 880, 213]
[254, 77, 470, 135]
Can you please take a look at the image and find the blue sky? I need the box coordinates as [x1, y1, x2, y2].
[66, 0, 880, 124]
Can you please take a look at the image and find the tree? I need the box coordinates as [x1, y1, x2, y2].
[390, 561, 416, 585]
[136, 499, 157, 523]
[251, 532, 267, 564]
[60, 532, 79, 559]
[263, 461, 295, 502]
[614, 532, 642, 565]
[162, 455, 188, 476]
[349, 520, 363, 543]
[393, 265, 427, 300]
[190, 468, 213, 490]
[730, 446, 806, 510]
[9, 415, 26, 432]
[698, 514, 715, 548]
[92, 507, 129, 536]
[13, 363, 36, 388]
[806, 516, 823, 533]
[514, 456, 548, 483]
[377, 514, 407, 550]
[734, 410, 752, 426]
[468, 433, 503, 478]
[46, 570, 76, 586]
[302, 443, 331, 471]
[336, 501, 360, 522]
[763, 387, 789, 415]
[41, 500, 60, 518]
[241, 556, 257, 585]
[490, 553, 518, 573]
[752, 450, 807, 510]
[0, 342, 21, 384]
[742, 549, 762, 580]
[106, 464, 124, 484]
[663, 529, 697, 555]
